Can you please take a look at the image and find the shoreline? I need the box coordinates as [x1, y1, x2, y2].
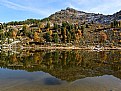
[21, 46, 121, 50]
[1, 45, 121, 51]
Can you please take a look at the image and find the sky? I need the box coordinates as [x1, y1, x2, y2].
[0, 0, 121, 22]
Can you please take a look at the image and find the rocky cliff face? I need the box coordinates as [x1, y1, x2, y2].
[43, 7, 121, 24]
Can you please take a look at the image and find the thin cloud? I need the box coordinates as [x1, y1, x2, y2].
[0, 0, 51, 16]
[69, 0, 121, 14]
[65, 2, 79, 10]
[89, 0, 121, 14]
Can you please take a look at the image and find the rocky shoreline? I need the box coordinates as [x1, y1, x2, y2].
[1, 44, 121, 52]
[20, 45, 121, 51]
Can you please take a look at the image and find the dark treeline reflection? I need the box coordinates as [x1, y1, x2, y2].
[0, 50, 121, 81]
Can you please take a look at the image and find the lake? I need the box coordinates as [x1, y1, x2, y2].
[0, 50, 121, 91]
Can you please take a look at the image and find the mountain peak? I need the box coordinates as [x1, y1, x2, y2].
[42, 8, 121, 24]
[66, 7, 76, 10]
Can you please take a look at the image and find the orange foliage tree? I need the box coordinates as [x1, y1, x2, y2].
[100, 31, 107, 43]
[34, 32, 40, 42]
[12, 30, 17, 39]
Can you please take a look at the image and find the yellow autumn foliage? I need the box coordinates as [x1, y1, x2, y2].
[34, 32, 40, 42]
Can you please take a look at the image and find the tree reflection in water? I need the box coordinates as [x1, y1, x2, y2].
[0, 50, 121, 81]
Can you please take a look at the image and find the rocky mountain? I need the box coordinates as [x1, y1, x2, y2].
[42, 7, 121, 24]
[113, 10, 121, 20]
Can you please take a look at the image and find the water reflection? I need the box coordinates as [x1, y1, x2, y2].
[0, 50, 121, 91]
[0, 69, 121, 91]
[0, 50, 121, 81]
[44, 77, 62, 85]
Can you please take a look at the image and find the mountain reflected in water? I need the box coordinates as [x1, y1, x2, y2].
[0, 50, 121, 81]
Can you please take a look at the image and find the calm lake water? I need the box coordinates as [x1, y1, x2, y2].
[0, 50, 121, 91]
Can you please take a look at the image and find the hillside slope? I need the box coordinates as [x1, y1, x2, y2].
[42, 7, 121, 24]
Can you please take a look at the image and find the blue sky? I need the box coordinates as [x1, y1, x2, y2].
[0, 0, 121, 22]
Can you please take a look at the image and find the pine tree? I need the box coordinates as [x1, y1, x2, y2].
[53, 33, 59, 43]
[67, 32, 71, 43]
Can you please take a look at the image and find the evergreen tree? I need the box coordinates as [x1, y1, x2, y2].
[53, 23, 58, 30]
[53, 33, 59, 43]
[67, 32, 71, 43]
[61, 27, 67, 43]
[46, 22, 50, 29]
[45, 32, 52, 42]
[81, 25, 85, 36]
[0, 23, 3, 30]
